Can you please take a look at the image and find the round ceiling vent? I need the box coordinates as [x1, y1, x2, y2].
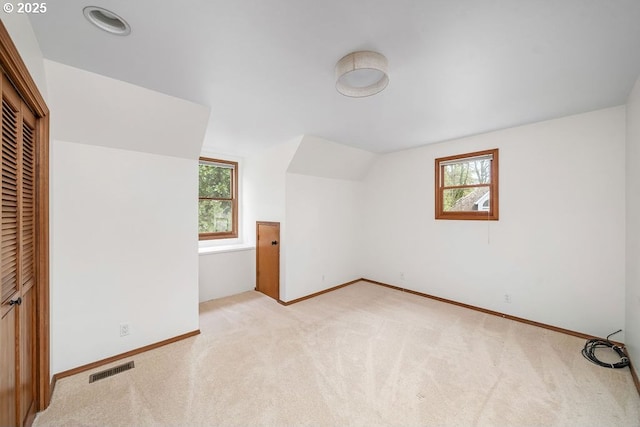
[83, 6, 131, 36]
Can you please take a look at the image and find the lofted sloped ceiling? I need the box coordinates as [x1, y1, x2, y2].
[45, 60, 210, 159]
[287, 136, 377, 181]
[28, 0, 640, 156]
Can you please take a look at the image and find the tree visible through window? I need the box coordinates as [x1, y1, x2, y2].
[435, 149, 498, 220]
[199, 157, 238, 239]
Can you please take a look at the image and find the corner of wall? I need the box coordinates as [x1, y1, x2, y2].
[625, 74, 640, 381]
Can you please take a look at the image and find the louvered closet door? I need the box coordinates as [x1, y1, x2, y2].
[19, 91, 37, 426]
[0, 72, 37, 427]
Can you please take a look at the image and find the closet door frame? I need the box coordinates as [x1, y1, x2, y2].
[0, 21, 50, 410]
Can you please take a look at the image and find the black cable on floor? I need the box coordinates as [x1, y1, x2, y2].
[581, 329, 629, 369]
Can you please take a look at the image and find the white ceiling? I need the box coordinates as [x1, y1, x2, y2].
[28, 0, 640, 156]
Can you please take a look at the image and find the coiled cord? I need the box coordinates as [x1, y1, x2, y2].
[581, 329, 629, 369]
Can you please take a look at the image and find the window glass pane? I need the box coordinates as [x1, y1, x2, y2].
[443, 159, 491, 187]
[443, 188, 490, 212]
[199, 200, 233, 233]
[199, 163, 232, 198]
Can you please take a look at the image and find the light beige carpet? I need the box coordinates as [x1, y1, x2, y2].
[34, 281, 640, 426]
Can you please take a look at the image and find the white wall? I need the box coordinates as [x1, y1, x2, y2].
[362, 107, 626, 338]
[199, 248, 255, 302]
[281, 136, 375, 301]
[243, 138, 301, 298]
[51, 141, 199, 373]
[45, 60, 208, 374]
[243, 137, 301, 241]
[284, 173, 363, 301]
[626, 77, 640, 375]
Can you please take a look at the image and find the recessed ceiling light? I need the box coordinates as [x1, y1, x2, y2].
[83, 6, 131, 36]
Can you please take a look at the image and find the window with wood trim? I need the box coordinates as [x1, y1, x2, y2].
[435, 148, 499, 220]
[198, 157, 238, 239]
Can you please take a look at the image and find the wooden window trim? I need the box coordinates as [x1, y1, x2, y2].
[435, 148, 499, 221]
[198, 157, 238, 240]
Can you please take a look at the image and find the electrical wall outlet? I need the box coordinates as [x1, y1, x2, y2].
[120, 322, 130, 337]
[504, 294, 511, 303]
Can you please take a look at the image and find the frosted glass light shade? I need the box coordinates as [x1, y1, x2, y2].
[335, 51, 389, 97]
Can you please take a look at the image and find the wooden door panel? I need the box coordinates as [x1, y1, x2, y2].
[256, 222, 280, 300]
[1, 72, 39, 426]
[1, 73, 20, 427]
[0, 306, 17, 427]
[20, 286, 36, 425]
[20, 98, 37, 426]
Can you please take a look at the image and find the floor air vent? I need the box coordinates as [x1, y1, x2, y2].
[89, 361, 135, 383]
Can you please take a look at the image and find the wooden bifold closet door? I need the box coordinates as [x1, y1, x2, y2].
[0, 71, 38, 427]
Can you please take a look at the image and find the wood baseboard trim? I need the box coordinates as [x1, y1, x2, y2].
[278, 279, 362, 306]
[630, 361, 640, 397]
[51, 330, 200, 383]
[361, 278, 624, 344]
[48, 376, 57, 406]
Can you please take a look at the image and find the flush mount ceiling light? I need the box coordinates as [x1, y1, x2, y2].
[83, 6, 131, 36]
[335, 51, 389, 97]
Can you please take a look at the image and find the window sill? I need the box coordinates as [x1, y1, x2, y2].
[198, 243, 256, 256]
